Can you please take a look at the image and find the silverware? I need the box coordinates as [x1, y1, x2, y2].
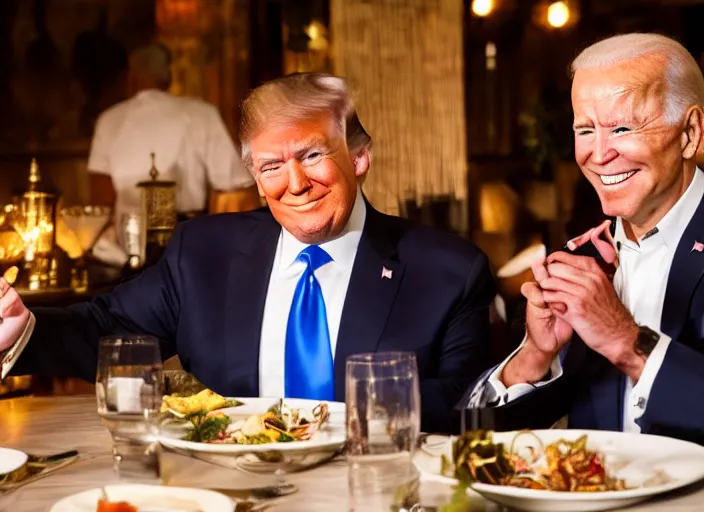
[213, 485, 298, 512]
[27, 450, 78, 464]
[0, 450, 79, 495]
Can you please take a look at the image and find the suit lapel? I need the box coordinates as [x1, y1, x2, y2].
[661, 193, 704, 339]
[334, 207, 406, 400]
[222, 216, 280, 396]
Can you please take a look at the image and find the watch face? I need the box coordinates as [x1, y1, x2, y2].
[635, 326, 660, 357]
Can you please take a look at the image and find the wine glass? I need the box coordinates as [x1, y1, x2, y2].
[346, 351, 421, 511]
[95, 335, 162, 482]
[60, 205, 112, 292]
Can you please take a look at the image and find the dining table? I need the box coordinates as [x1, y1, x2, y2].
[2, 396, 704, 511]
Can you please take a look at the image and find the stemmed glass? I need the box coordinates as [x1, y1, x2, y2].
[346, 351, 421, 511]
[60, 205, 112, 292]
[95, 335, 163, 482]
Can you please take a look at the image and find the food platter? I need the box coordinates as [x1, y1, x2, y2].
[415, 429, 704, 512]
[158, 396, 346, 473]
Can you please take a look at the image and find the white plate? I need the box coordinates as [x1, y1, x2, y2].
[415, 429, 704, 512]
[0, 447, 27, 474]
[50, 484, 233, 512]
[158, 397, 346, 454]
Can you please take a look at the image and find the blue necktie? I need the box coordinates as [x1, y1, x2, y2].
[285, 245, 334, 400]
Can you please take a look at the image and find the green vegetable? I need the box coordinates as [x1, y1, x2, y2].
[278, 432, 295, 443]
[184, 413, 232, 442]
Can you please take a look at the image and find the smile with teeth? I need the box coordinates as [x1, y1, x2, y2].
[600, 171, 636, 185]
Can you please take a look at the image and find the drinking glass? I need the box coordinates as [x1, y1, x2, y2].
[346, 352, 421, 511]
[95, 335, 163, 482]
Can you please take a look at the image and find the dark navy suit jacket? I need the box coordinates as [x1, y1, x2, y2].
[13, 205, 496, 433]
[461, 193, 704, 444]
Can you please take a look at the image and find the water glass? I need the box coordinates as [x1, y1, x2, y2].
[96, 335, 162, 482]
[346, 352, 421, 511]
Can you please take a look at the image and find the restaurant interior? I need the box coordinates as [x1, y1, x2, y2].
[2, 0, 704, 510]
[0, 0, 702, 396]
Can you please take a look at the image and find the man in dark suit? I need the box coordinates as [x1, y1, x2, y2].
[0, 73, 495, 434]
[462, 33, 704, 443]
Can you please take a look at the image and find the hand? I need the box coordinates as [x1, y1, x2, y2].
[0, 276, 30, 352]
[501, 256, 573, 387]
[541, 251, 643, 378]
[566, 219, 619, 266]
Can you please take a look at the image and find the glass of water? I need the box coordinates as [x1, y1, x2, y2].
[346, 352, 421, 511]
[96, 335, 163, 482]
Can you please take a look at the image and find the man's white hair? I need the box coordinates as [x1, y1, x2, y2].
[129, 43, 172, 88]
[571, 33, 704, 124]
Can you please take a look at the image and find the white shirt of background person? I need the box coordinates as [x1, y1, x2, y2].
[86, 44, 254, 241]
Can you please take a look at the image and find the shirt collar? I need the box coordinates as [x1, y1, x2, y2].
[614, 167, 704, 249]
[134, 89, 169, 101]
[276, 187, 367, 271]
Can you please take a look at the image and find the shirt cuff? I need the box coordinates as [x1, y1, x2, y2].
[485, 334, 564, 406]
[0, 312, 36, 380]
[628, 332, 671, 420]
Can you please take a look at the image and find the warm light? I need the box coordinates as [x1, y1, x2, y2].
[472, 0, 493, 17]
[547, 1, 570, 28]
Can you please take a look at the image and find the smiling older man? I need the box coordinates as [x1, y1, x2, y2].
[0, 73, 495, 433]
[464, 33, 704, 443]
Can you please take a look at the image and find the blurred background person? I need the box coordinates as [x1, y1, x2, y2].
[87, 43, 260, 248]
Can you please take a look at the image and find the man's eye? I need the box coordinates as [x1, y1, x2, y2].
[613, 127, 630, 134]
[305, 152, 322, 162]
[576, 129, 594, 136]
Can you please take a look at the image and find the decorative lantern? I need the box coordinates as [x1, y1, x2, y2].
[13, 158, 59, 289]
[137, 153, 177, 266]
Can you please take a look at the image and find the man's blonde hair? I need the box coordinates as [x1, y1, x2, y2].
[571, 33, 704, 124]
[240, 73, 372, 172]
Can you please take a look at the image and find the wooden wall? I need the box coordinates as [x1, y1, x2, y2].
[331, 0, 468, 231]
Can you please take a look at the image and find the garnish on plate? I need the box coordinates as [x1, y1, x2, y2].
[181, 399, 330, 445]
[441, 430, 628, 493]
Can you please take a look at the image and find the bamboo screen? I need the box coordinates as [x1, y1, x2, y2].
[331, 0, 468, 218]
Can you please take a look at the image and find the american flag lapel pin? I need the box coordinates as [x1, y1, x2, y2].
[692, 241, 704, 253]
[381, 266, 393, 279]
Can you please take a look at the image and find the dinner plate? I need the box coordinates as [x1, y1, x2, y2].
[157, 397, 346, 473]
[414, 429, 704, 512]
[49, 484, 233, 512]
[0, 447, 27, 474]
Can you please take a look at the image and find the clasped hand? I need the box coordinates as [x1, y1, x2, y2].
[521, 220, 640, 375]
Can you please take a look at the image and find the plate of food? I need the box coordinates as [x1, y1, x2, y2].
[50, 484, 233, 512]
[157, 392, 346, 472]
[415, 429, 704, 512]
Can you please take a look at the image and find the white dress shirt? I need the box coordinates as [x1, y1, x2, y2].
[483, 169, 704, 432]
[258, 190, 367, 398]
[88, 89, 254, 221]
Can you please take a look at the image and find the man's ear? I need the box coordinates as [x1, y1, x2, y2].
[681, 106, 703, 160]
[353, 148, 371, 178]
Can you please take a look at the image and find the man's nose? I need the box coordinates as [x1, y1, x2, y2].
[591, 131, 619, 165]
[287, 160, 312, 195]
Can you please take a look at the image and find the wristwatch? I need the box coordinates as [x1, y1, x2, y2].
[634, 325, 660, 357]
